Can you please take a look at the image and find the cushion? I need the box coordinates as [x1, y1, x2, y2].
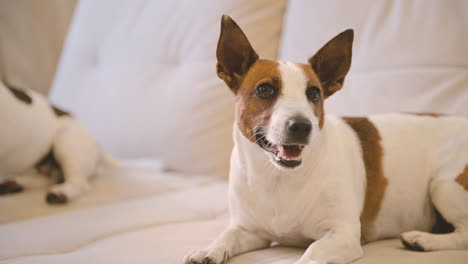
[50, 0, 287, 177]
[1, 169, 467, 263]
[279, 0, 468, 116]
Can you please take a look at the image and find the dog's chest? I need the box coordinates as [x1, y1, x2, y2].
[250, 202, 307, 246]
[238, 175, 327, 246]
[265, 198, 303, 237]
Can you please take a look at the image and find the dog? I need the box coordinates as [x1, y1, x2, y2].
[0, 80, 117, 204]
[184, 15, 468, 264]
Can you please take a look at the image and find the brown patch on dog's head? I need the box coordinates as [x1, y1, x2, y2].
[455, 165, 468, 191]
[216, 16, 353, 142]
[343, 117, 388, 242]
[216, 15, 281, 141]
[235, 60, 282, 142]
[216, 15, 259, 93]
[4, 82, 32, 104]
[309, 29, 353, 98]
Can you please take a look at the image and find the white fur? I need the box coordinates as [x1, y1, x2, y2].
[184, 63, 468, 264]
[0, 81, 117, 202]
[267, 62, 320, 146]
[0, 84, 56, 174]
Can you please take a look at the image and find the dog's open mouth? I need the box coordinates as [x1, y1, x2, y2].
[255, 130, 305, 168]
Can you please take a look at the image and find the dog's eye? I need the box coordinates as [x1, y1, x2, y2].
[306, 86, 321, 102]
[255, 83, 277, 99]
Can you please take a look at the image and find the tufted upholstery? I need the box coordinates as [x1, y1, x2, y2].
[280, 0, 468, 117]
[50, 0, 287, 177]
[51, 0, 468, 177]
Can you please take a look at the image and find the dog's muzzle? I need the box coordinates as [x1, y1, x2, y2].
[255, 132, 309, 169]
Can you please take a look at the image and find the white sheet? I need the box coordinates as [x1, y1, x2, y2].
[0, 164, 227, 259]
[1, 165, 467, 264]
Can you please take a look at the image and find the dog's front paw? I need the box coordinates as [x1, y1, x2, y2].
[183, 248, 229, 264]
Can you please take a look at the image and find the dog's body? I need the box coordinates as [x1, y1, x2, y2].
[0, 81, 116, 204]
[230, 113, 468, 248]
[185, 16, 468, 264]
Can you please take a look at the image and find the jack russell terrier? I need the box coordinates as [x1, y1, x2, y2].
[184, 15, 468, 264]
[0, 81, 117, 204]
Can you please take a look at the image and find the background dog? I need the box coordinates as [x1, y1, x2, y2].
[0, 81, 117, 204]
[184, 15, 468, 264]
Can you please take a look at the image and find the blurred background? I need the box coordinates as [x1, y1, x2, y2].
[0, 0, 77, 95]
[1, 0, 467, 178]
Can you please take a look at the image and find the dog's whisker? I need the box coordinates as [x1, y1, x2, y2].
[253, 135, 266, 144]
[248, 131, 265, 141]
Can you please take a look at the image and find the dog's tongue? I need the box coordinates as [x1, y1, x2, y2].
[281, 145, 304, 159]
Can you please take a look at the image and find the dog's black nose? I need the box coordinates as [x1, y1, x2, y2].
[287, 117, 312, 140]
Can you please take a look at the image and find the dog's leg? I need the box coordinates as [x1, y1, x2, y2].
[401, 171, 468, 251]
[295, 225, 363, 264]
[46, 119, 98, 204]
[183, 225, 270, 264]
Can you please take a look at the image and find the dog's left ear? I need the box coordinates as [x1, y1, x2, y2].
[216, 15, 259, 93]
[309, 29, 354, 98]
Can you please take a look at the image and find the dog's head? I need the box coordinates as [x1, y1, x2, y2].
[217, 15, 353, 169]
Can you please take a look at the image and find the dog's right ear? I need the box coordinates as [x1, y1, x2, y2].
[309, 29, 353, 98]
[216, 15, 259, 93]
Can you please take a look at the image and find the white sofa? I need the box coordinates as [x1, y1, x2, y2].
[1, 0, 468, 263]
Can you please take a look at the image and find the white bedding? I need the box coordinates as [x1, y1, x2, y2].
[0, 165, 227, 263]
[1, 165, 467, 264]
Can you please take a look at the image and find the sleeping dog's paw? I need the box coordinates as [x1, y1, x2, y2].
[46, 182, 90, 205]
[183, 249, 229, 264]
[46, 185, 70, 204]
[46, 191, 68, 204]
[0, 180, 23, 195]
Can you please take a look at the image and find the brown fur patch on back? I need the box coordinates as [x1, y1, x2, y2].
[297, 64, 325, 128]
[52, 105, 70, 117]
[5, 83, 32, 104]
[236, 60, 281, 142]
[455, 165, 468, 191]
[343, 117, 388, 242]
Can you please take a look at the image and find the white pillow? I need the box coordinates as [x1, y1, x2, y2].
[50, 0, 287, 177]
[280, 0, 468, 116]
